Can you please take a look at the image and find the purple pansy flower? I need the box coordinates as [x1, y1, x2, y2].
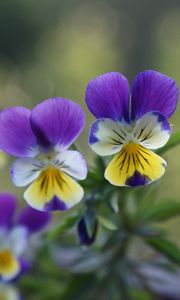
[0, 193, 50, 282]
[86, 70, 179, 186]
[0, 98, 87, 211]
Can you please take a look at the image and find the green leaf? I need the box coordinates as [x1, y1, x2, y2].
[130, 289, 154, 300]
[135, 226, 165, 238]
[157, 132, 180, 155]
[146, 236, 180, 264]
[97, 215, 118, 231]
[109, 193, 119, 213]
[47, 214, 81, 240]
[94, 156, 106, 179]
[60, 274, 96, 300]
[137, 200, 180, 222]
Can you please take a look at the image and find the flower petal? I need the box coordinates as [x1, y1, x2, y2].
[54, 150, 87, 180]
[7, 227, 28, 256]
[0, 250, 20, 281]
[0, 107, 38, 157]
[86, 72, 130, 121]
[133, 112, 171, 149]
[0, 193, 17, 228]
[23, 167, 84, 211]
[105, 143, 166, 187]
[16, 258, 30, 280]
[10, 158, 43, 187]
[89, 118, 129, 156]
[30, 98, 85, 150]
[131, 70, 179, 120]
[18, 207, 51, 233]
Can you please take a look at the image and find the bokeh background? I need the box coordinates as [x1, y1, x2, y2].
[0, 0, 180, 239]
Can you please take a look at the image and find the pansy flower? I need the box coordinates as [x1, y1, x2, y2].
[86, 71, 178, 186]
[0, 193, 50, 282]
[0, 98, 87, 211]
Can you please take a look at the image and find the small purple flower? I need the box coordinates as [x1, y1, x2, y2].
[0, 193, 51, 282]
[86, 70, 179, 186]
[77, 217, 98, 246]
[0, 98, 87, 211]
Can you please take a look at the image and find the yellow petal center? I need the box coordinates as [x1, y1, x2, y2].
[105, 142, 166, 186]
[0, 250, 19, 277]
[24, 166, 84, 210]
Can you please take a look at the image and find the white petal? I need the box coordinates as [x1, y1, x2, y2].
[7, 226, 28, 256]
[0, 228, 8, 250]
[10, 158, 43, 187]
[0, 284, 20, 300]
[133, 112, 171, 150]
[53, 150, 87, 180]
[89, 118, 130, 156]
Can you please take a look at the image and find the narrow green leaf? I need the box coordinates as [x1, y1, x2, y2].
[137, 200, 180, 222]
[97, 215, 118, 231]
[109, 193, 119, 213]
[47, 214, 81, 240]
[146, 237, 180, 264]
[157, 132, 180, 155]
[135, 226, 165, 238]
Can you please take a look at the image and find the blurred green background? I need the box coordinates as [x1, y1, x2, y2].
[0, 0, 180, 241]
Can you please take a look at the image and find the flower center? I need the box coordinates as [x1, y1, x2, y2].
[0, 249, 20, 278]
[36, 166, 65, 193]
[37, 151, 58, 164]
[124, 142, 139, 154]
[0, 250, 14, 271]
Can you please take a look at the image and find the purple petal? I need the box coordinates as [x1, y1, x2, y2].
[17, 206, 51, 233]
[44, 196, 68, 211]
[85, 72, 130, 122]
[18, 257, 31, 276]
[131, 70, 179, 120]
[125, 171, 149, 187]
[11, 258, 31, 282]
[30, 98, 85, 150]
[0, 107, 38, 157]
[0, 193, 17, 228]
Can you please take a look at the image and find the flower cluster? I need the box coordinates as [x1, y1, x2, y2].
[0, 193, 50, 282]
[0, 71, 177, 209]
[0, 70, 178, 290]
